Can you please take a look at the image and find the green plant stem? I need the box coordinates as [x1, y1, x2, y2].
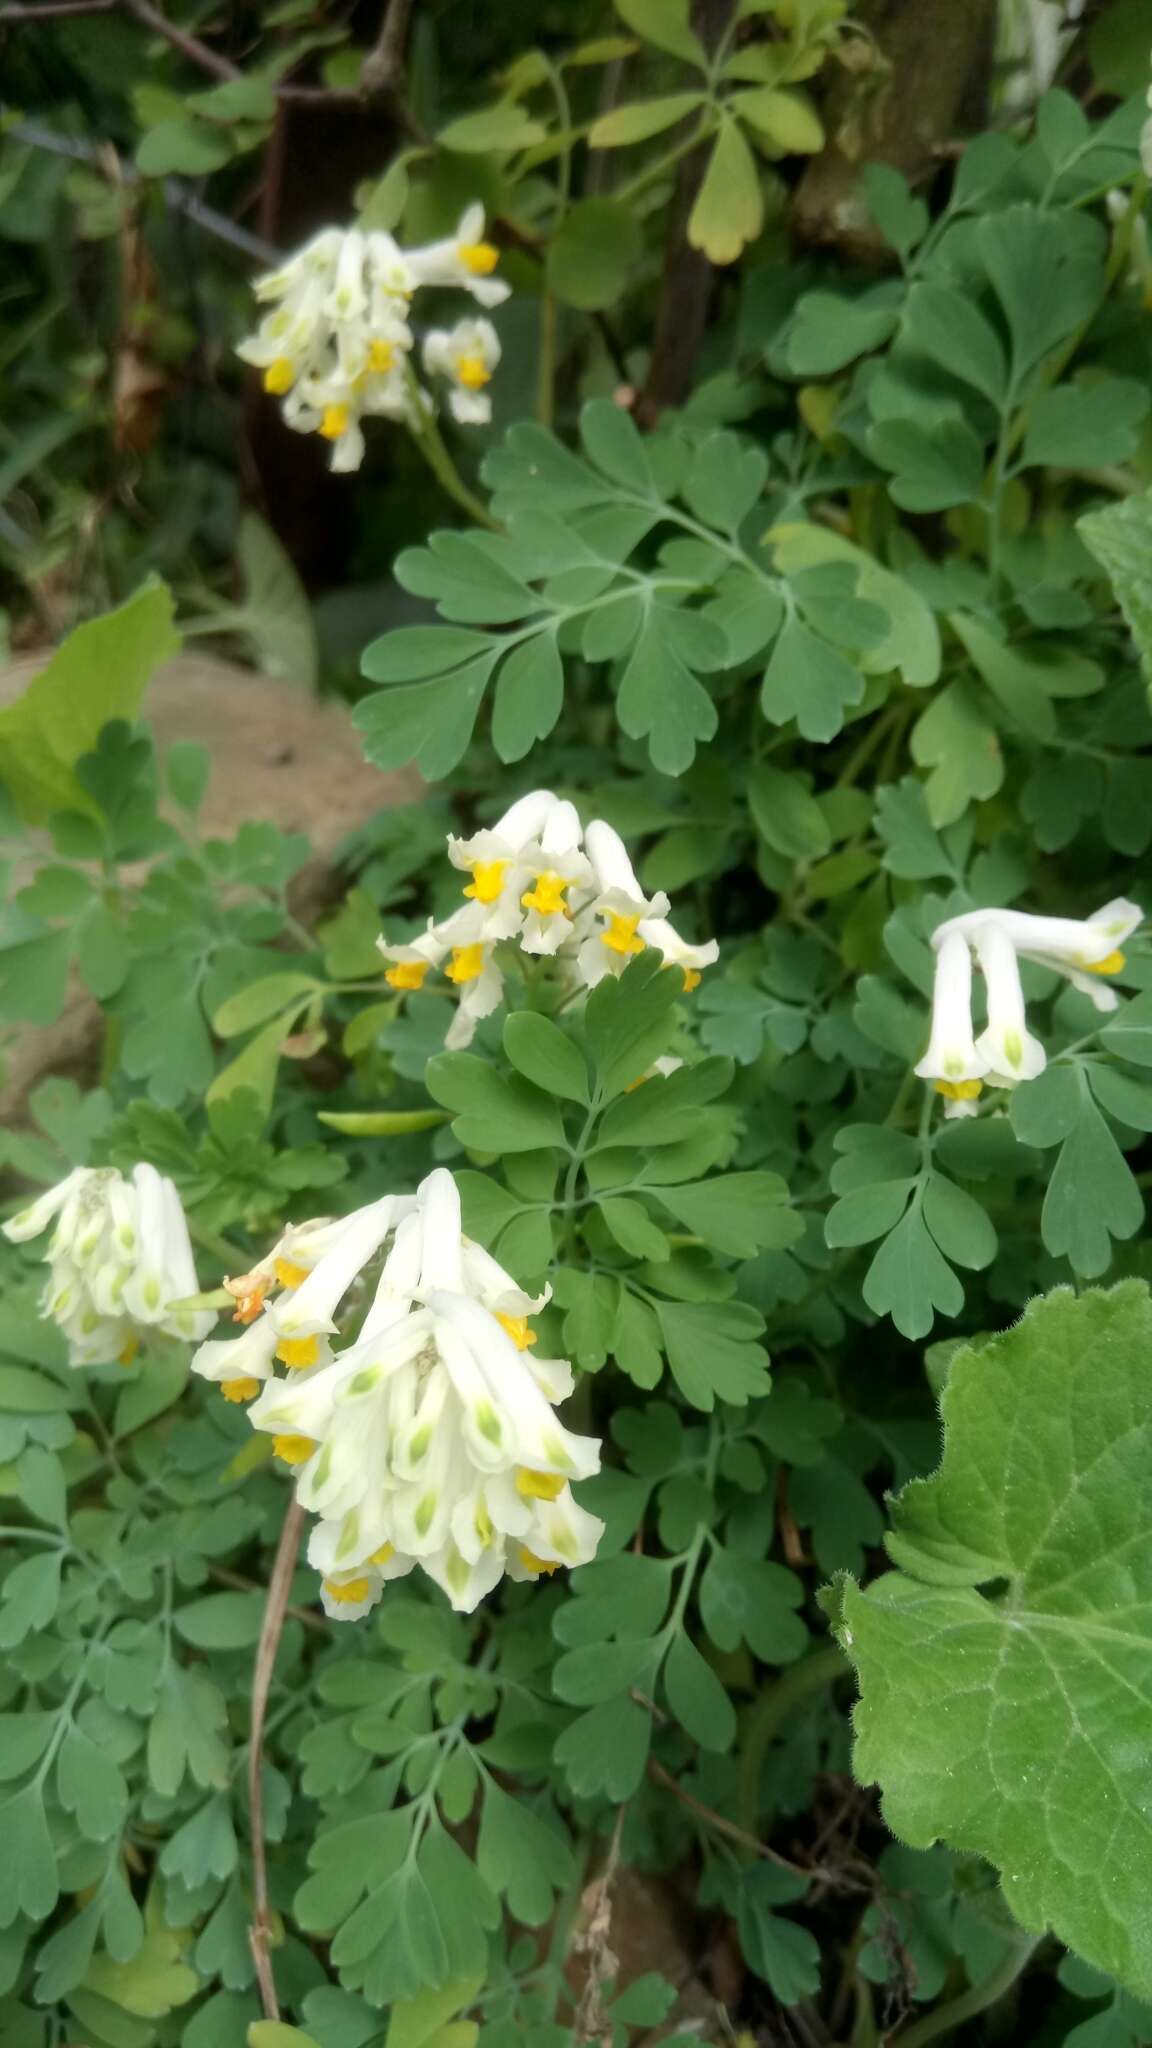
[187, 1218, 249, 1275]
[894, 1937, 1041, 2048]
[409, 408, 499, 529]
[612, 119, 712, 209]
[737, 1644, 847, 1835]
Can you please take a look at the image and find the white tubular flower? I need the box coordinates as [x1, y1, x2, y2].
[446, 788, 560, 937]
[519, 800, 593, 957]
[244, 1167, 602, 1618]
[972, 923, 1048, 1084]
[637, 914, 719, 994]
[422, 317, 501, 424]
[576, 819, 670, 988]
[406, 202, 511, 307]
[914, 930, 988, 1114]
[270, 1194, 415, 1343]
[4, 1164, 213, 1370]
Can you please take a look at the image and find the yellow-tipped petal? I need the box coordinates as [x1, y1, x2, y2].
[277, 1335, 320, 1369]
[495, 1312, 536, 1350]
[275, 1258, 309, 1291]
[459, 241, 499, 275]
[516, 1467, 565, 1502]
[464, 859, 508, 905]
[386, 959, 431, 991]
[273, 1433, 317, 1465]
[221, 1376, 262, 1404]
[324, 1575, 371, 1605]
[446, 944, 485, 984]
[519, 1547, 560, 1576]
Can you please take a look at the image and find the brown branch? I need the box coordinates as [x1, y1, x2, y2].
[646, 1758, 872, 1894]
[248, 1495, 306, 2022]
[572, 1802, 628, 2045]
[0, 0, 113, 18]
[119, 0, 239, 77]
[360, 0, 415, 100]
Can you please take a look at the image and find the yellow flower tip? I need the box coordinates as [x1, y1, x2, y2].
[1082, 950, 1126, 975]
[519, 1547, 560, 1577]
[386, 959, 431, 992]
[277, 1335, 320, 1370]
[463, 859, 508, 905]
[226, 1275, 268, 1326]
[934, 1079, 983, 1102]
[324, 1575, 372, 1605]
[446, 943, 486, 985]
[367, 338, 395, 373]
[369, 1542, 395, 1565]
[221, 1376, 262, 1404]
[681, 965, 702, 993]
[319, 402, 350, 441]
[455, 351, 491, 391]
[515, 1466, 565, 1502]
[495, 1312, 537, 1350]
[263, 356, 295, 396]
[117, 1336, 139, 1370]
[272, 1433, 316, 1466]
[274, 1257, 309, 1291]
[624, 1072, 650, 1094]
[521, 871, 569, 917]
[602, 912, 645, 958]
[459, 240, 499, 276]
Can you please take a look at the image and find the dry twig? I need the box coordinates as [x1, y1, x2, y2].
[248, 1495, 306, 2022]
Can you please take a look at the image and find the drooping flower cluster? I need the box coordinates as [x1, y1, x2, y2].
[3, 1164, 214, 1367]
[915, 897, 1142, 1116]
[378, 789, 719, 1049]
[237, 203, 508, 470]
[191, 1169, 602, 1618]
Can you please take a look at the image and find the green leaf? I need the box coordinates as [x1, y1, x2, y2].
[545, 197, 641, 309]
[1023, 1070, 1143, 1278]
[863, 1198, 965, 1340]
[760, 616, 865, 744]
[1079, 488, 1152, 695]
[502, 1013, 588, 1105]
[554, 1694, 651, 1799]
[0, 1785, 58, 1926]
[733, 85, 823, 153]
[173, 1592, 266, 1650]
[386, 1981, 482, 2048]
[898, 283, 1007, 406]
[426, 1053, 566, 1153]
[612, 0, 706, 66]
[0, 579, 178, 823]
[1102, 992, 1152, 1068]
[655, 1171, 799, 1256]
[662, 1633, 736, 1750]
[586, 953, 680, 1101]
[615, 608, 721, 776]
[598, 1197, 670, 1262]
[355, 656, 497, 780]
[784, 288, 901, 375]
[951, 612, 1059, 740]
[867, 418, 985, 514]
[831, 1282, 1152, 2000]
[654, 1299, 770, 1410]
[436, 102, 546, 152]
[490, 632, 563, 762]
[136, 118, 233, 175]
[213, 973, 321, 1037]
[688, 118, 762, 265]
[587, 90, 705, 148]
[476, 1780, 574, 1924]
[976, 204, 1106, 379]
[747, 762, 831, 861]
[228, 512, 320, 688]
[910, 680, 1004, 827]
[1023, 380, 1149, 470]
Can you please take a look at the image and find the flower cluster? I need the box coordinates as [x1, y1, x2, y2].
[379, 789, 719, 1048]
[237, 203, 508, 471]
[915, 897, 1142, 1116]
[3, 1164, 213, 1368]
[191, 1169, 602, 1618]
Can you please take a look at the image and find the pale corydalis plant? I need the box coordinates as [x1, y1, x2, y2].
[915, 897, 1142, 1115]
[191, 1169, 602, 1617]
[378, 789, 719, 1048]
[237, 204, 508, 471]
[3, 1164, 214, 1367]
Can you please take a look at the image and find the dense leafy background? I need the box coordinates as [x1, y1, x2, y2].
[4, 2, 1152, 2045]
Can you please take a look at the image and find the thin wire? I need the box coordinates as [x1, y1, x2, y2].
[2, 112, 283, 266]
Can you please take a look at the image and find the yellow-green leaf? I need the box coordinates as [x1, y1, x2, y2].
[688, 119, 763, 264]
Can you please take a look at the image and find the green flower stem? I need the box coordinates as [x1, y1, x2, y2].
[612, 118, 713, 210]
[737, 1643, 847, 1835]
[187, 1218, 249, 1276]
[894, 1936, 1041, 2048]
[407, 392, 500, 530]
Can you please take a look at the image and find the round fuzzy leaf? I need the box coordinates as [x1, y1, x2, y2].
[832, 1282, 1152, 2000]
[546, 199, 641, 310]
